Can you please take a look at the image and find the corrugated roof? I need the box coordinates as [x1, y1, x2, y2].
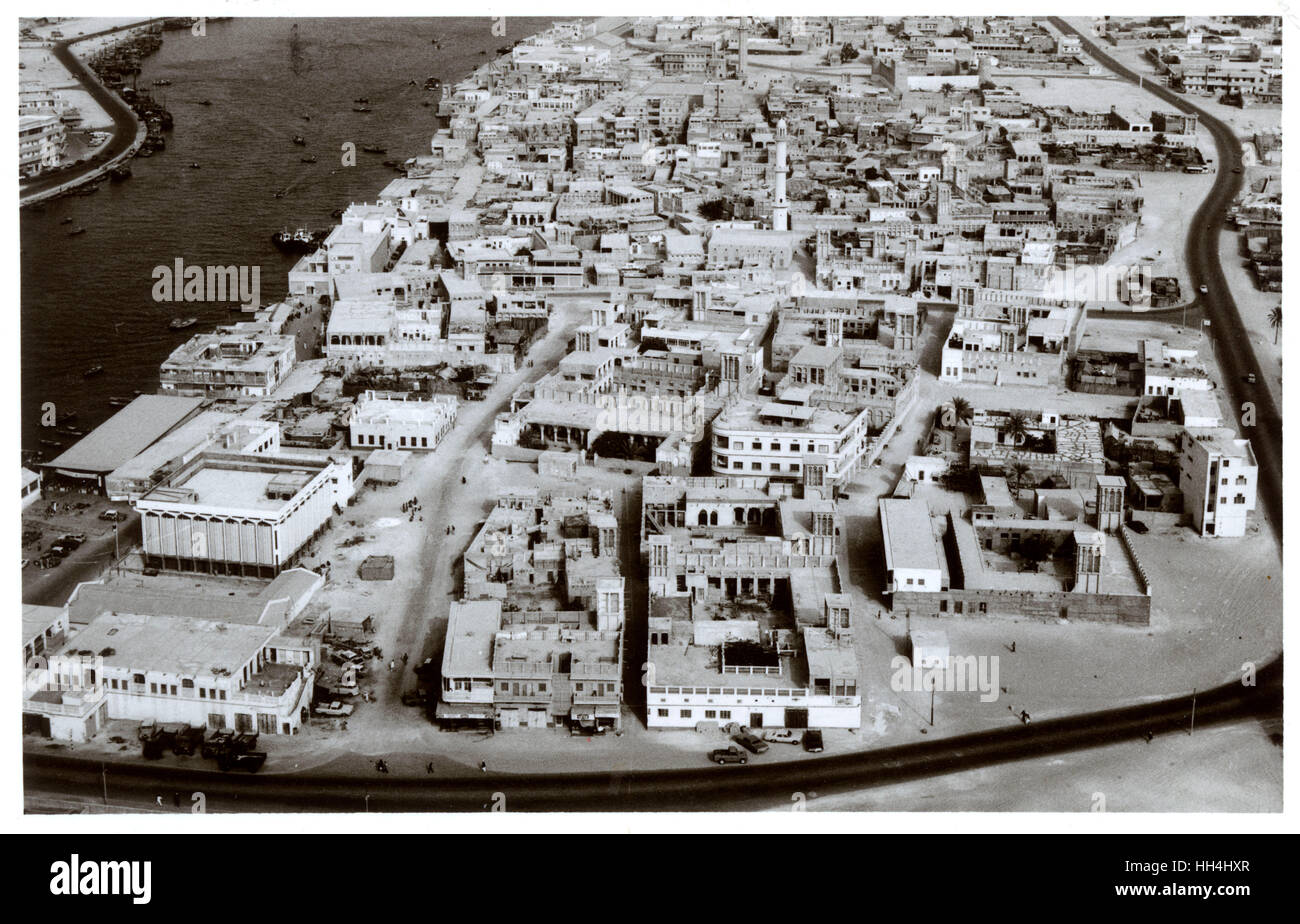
[45, 395, 205, 476]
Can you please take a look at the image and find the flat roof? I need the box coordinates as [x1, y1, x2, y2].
[58, 612, 274, 677]
[879, 497, 942, 575]
[443, 600, 503, 677]
[45, 395, 206, 476]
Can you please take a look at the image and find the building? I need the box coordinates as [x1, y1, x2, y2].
[880, 497, 943, 595]
[135, 451, 352, 577]
[158, 327, 297, 398]
[22, 611, 318, 742]
[349, 392, 458, 451]
[21, 467, 42, 510]
[19, 110, 65, 177]
[1177, 428, 1258, 537]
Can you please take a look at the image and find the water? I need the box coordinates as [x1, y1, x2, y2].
[20, 16, 553, 454]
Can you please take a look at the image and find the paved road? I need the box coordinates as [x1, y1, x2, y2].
[19, 22, 154, 202]
[1050, 18, 1281, 544]
[24, 657, 1279, 812]
[22, 515, 139, 607]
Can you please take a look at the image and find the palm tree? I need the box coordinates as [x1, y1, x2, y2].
[950, 396, 973, 426]
[1268, 305, 1282, 345]
[1006, 462, 1032, 500]
[1003, 411, 1030, 446]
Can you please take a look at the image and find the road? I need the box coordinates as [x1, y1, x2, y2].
[25, 657, 1279, 812]
[19, 22, 156, 203]
[1049, 18, 1281, 544]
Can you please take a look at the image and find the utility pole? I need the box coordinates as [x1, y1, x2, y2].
[1190, 688, 1197, 735]
[929, 683, 935, 727]
[101, 763, 108, 805]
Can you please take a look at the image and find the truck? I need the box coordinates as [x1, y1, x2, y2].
[171, 724, 204, 756]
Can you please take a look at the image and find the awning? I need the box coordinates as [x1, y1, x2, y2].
[570, 706, 620, 721]
[435, 702, 495, 720]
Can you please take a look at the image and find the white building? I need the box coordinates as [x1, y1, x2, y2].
[350, 392, 457, 451]
[135, 451, 351, 577]
[880, 497, 943, 595]
[1178, 428, 1258, 538]
[22, 612, 318, 742]
[711, 397, 876, 488]
[21, 467, 41, 510]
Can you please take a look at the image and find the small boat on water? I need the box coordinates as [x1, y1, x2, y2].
[354, 97, 369, 104]
[331, 208, 345, 218]
[361, 144, 386, 154]
[83, 365, 105, 378]
[108, 396, 132, 406]
[189, 162, 201, 169]
[59, 427, 85, 438]
[169, 316, 198, 330]
[301, 154, 317, 163]
[153, 78, 171, 86]
[292, 135, 306, 145]
[69, 227, 87, 236]
[110, 164, 132, 181]
[60, 217, 73, 224]
[352, 105, 372, 113]
[76, 185, 99, 196]
[197, 99, 212, 106]
[40, 439, 64, 449]
[272, 228, 329, 253]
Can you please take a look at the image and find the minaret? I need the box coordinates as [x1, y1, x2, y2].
[772, 119, 789, 232]
[738, 22, 748, 79]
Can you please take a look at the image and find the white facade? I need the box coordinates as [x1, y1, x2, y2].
[350, 392, 458, 451]
[1178, 428, 1258, 538]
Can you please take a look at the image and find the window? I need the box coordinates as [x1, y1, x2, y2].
[200, 688, 206, 699]
[719, 710, 731, 719]
[657, 709, 669, 718]
[150, 683, 157, 693]
[170, 685, 178, 696]
[219, 690, 226, 701]
[182, 678, 194, 689]
[705, 710, 717, 719]
[679, 709, 692, 719]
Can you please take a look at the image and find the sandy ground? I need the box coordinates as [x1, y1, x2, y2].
[794, 718, 1281, 812]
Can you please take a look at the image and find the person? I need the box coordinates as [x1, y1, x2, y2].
[479, 760, 487, 773]
[172, 791, 180, 808]
[155, 796, 163, 807]
[401, 652, 409, 665]
[426, 761, 435, 775]
[462, 476, 467, 484]
[389, 660, 395, 672]
[1010, 641, 1016, 653]
[1145, 730, 1154, 743]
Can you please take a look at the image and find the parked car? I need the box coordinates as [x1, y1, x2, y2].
[313, 701, 355, 717]
[325, 684, 359, 698]
[1127, 520, 1149, 534]
[401, 689, 429, 707]
[1198, 284, 1208, 295]
[708, 746, 748, 765]
[762, 729, 800, 745]
[217, 751, 267, 773]
[802, 729, 825, 753]
[734, 731, 769, 754]
[98, 509, 127, 522]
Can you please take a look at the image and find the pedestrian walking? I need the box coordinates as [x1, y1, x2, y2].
[479, 760, 487, 773]
[401, 652, 408, 665]
[155, 795, 163, 807]
[389, 660, 395, 672]
[173, 791, 180, 808]
[1145, 730, 1154, 743]
[1010, 641, 1016, 653]
[426, 762, 435, 775]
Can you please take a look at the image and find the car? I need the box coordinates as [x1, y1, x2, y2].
[401, 689, 429, 707]
[313, 701, 355, 717]
[142, 568, 160, 577]
[217, 751, 267, 773]
[762, 729, 800, 745]
[1126, 520, 1149, 534]
[1198, 284, 1208, 295]
[325, 684, 359, 698]
[1245, 373, 1257, 384]
[1232, 166, 1242, 174]
[802, 729, 825, 753]
[734, 731, 769, 754]
[98, 509, 127, 522]
[709, 746, 748, 765]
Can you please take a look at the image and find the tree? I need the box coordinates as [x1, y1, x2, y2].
[1006, 462, 1033, 500]
[839, 42, 859, 63]
[1269, 304, 1282, 344]
[950, 396, 973, 426]
[1151, 132, 1168, 148]
[1003, 411, 1030, 446]
[699, 198, 729, 221]
[1018, 534, 1053, 564]
[940, 82, 955, 96]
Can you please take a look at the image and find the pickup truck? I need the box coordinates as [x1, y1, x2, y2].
[313, 701, 355, 717]
[709, 746, 748, 764]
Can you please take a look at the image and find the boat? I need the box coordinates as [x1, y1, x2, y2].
[352, 105, 371, 113]
[40, 439, 64, 449]
[292, 135, 306, 145]
[169, 316, 198, 330]
[300, 113, 311, 121]
[153, 78, 171, 86]
[331, 208, 345, 218]
[76, 185, 99, 196]
[361, 144, 386, 154]
[83, 365, 105, 378]
[301, 154, 317, 163]
[108, 396, 132, 406]
[60, 217, 73, 224]
[109, 164, 132, 181]
[354, 97, 369, 104]
[197, 99, 212, 106]
[423, 77, 440, 90]
[189, 162, 201, 169]
[58, 427, 85, 438]
[68, 227, 87, 236]
[271, 228, 329, 253]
